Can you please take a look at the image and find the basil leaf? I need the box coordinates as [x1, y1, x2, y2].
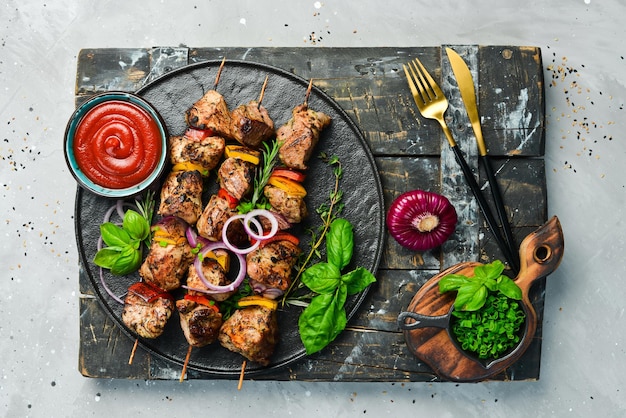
[475, 260, 505, 281]
[301, 262, 341, 294]
[439, 274, 471, 293]
[110, 247, 141, 276]
[100, 223, 131, 247]
[455, 281, 488, 311]
[496, 275, 523, 300]
[123, 210, 150, 241]
[93, 247, 121, 269]
[298, 289, 347, 355]
[342, 267, 376, 295]
[326, 218, 354, 270]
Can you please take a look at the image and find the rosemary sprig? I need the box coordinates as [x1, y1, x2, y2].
[237, 140, 281, 214]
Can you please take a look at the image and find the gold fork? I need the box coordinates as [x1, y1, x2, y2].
[403, 57, 519, 274]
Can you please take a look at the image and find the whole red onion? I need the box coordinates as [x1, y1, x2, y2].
[386, 190, 457, 251]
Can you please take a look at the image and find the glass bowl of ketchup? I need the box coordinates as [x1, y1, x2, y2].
[64, 91, 169, 199]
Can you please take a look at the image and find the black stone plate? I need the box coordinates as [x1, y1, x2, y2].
[75, 59, 385, 377]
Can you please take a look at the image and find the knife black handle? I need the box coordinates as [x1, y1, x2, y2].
[480, 154, 520, 270]
[450, 145, 520, 274]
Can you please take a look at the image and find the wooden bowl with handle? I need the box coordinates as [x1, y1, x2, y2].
[398, 216, 564, 381]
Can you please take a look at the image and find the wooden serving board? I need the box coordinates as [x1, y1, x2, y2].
[76, 45, 547, 381]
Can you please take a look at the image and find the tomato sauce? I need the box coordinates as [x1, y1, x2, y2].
[73, 100, 162, 189]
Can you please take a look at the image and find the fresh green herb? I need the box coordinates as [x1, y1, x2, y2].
[218, 279, 254, 320]
[285, 153, 344, 298]
[93, 193, 155, 276]
[237, 140, 281, 214]
[451, 292, 525, 359]
[439, 260, 522, 311]
[297, 218, 377, 355]
[439, 260, 525, 360]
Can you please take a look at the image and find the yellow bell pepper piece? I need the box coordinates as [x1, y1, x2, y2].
[204, 250, 230, 272]
[237, 295, 278, 310]
[153, 229, 187, 247]
[225, 145, 261, 165]
[267, 176, 307, 197]
[172, 161, 209, 176]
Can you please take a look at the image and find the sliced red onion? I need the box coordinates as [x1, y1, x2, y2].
[186, 226, 200, 248]
[243, 209, 278, 241]
[194, 241, 246, 293]
[221, 214, 260, 254]
[249, 278, 284, 300]
[270, 211, 292, 230]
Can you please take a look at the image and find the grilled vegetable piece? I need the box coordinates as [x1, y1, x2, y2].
[218, 305, 278, 366]
[158, 170, 204, 226]
[276, 104, 331, 170]
[139, 216, 194, 291]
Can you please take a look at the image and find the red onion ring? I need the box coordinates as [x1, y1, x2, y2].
[221, 214, 261, 254]
[243, 209, 278, 241]
[194, 241, 246, 293]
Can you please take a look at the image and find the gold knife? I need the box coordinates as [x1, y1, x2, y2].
[445, 47, 520, 272]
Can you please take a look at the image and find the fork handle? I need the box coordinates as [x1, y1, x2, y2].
[450, 145, 520, 274]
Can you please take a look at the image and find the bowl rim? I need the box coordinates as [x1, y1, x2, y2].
[64, 91, 168, 199]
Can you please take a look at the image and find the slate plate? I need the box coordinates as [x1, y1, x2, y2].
[74, 59, 385, 376]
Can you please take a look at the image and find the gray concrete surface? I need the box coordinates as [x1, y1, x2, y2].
[1, 0, 624, 416]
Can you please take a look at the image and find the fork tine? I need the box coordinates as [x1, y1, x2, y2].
[413, 58, 441, 100]
[402, 64, 421, 105]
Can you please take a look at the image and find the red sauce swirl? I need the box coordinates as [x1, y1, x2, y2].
[73, 100, 162, 189]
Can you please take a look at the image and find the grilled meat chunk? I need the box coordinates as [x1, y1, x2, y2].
[186, 255, 236, 302]
[218, 157, 255, 200]
[158, 170, 204, 225]
[139, 216, 193, 291]
[169, 131, 225, 175]
[176, 298, 223, 348]
[218, 306, 278, 366]
[263, 183, 308, 224]
[122, 283, 174, 339]
[230, 101, 275, 148]
[185, 90, 232, 138]
[196, 194, 236, 241]
[277, 104, 331, 170]
[246, 239, 302, 293]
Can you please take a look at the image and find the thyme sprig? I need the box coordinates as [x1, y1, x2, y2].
[283, 152, 344, 303]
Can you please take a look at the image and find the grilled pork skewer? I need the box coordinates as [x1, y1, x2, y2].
[121, 281, 174, 339]
[246, 233, 302, 299]
[169, 127, 226, 176]
[276, 80, 332, 170]
[218, 304, 279, 366]
[139, 216, 194, 291]
[230, 76, 275, 148]
[185, 58, 232, 139]
[157, 170, 204, 226]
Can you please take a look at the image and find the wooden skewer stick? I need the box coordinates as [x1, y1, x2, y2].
[179, 345, 193, 383]
[303, 78, 314, 108]
[214, 57, 226, 88]
[257, 75, 269, 108]
[237, 360, 247, 390]
[128, 338, 139, 365]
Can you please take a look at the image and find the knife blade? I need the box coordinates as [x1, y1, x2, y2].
[445, 47, 520, 272]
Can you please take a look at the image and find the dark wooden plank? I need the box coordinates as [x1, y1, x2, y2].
[75, 46, 546, 382]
